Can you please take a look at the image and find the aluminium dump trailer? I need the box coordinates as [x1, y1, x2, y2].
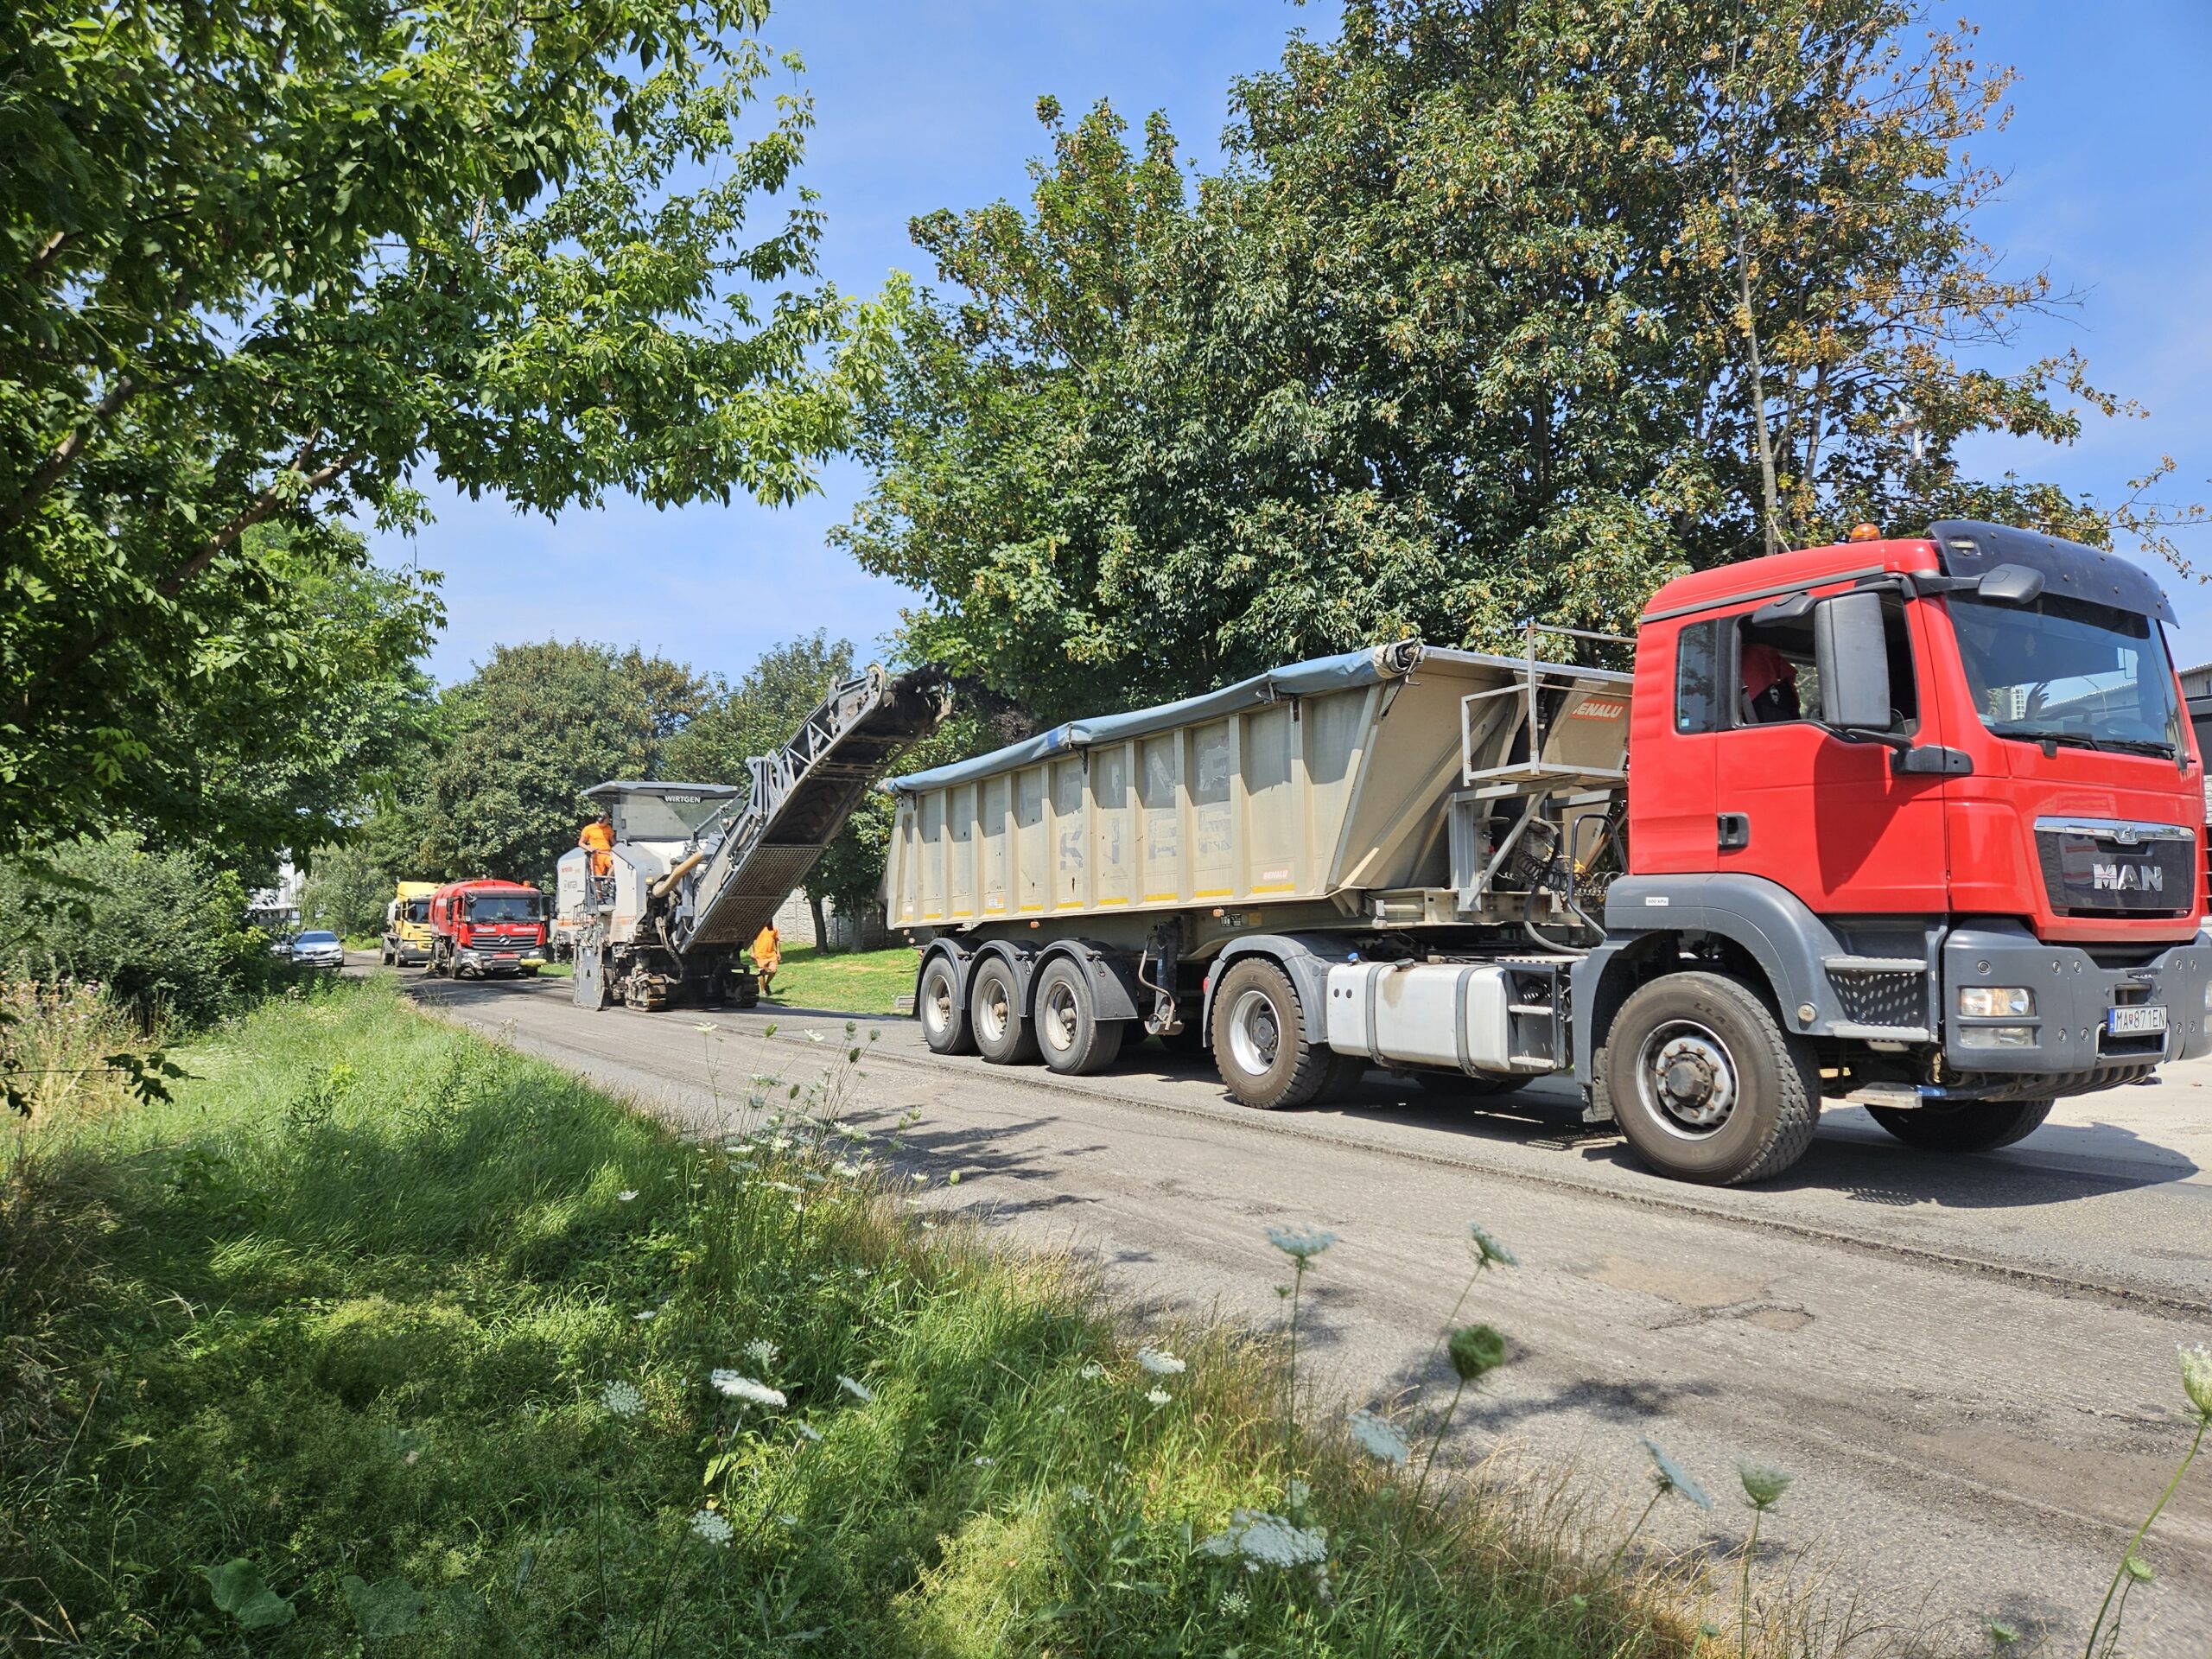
[885, 635, 1634, 1101]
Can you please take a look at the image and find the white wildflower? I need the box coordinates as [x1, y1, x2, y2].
[794, 1421, 823, 1444]
[1287, 1478, 1311, 1509]
[1068, 1484, 1094, 1504]
[804, 1031, 824, 1044]
[1467, 1222, 1519, 1268]
[2181, 1344, 2212, 1422]
[599, 1380, 645, 1419]
[1146, 1388, 1172, 1406]
[710, 1371, 787, 1408]
[689, 1509, 733, 1546]
[1266, 1224, 1338, 1263]
[1348, 1408, 1410, 1466]
[1198, 1510, 1328, 1570]
[616, 1190, 639, 1203]
[1736, 1459, 1794, 1509]
[632, 1309, 658, 1322]
[1136, 1347, 1185, 1376]
[692, 1022, 719, 1033]
[836, 1375, 875, 1404]
[743, 1338, 781, 1372]
[1643, 1437, 1714, 1510]
[1217, 1587, 1251, 1616]
[1079, 1361, 1106, 1380]
[972, 1454, 995, 1468]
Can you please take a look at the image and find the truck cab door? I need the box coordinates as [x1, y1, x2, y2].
[1713, 594, 1949, 912]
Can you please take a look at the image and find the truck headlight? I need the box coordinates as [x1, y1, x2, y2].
[1958, 1025, 2037, 1049]
[1958, 986, 2033, 1018]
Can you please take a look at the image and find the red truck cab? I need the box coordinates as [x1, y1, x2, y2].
[428, 879, 549, 980]
[1578, 519, 2212, 1178]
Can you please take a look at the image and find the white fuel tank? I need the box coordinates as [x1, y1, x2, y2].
[1324, 961, 1518, 1072]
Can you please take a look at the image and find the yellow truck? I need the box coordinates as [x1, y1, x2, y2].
[379, 880, 438, 967]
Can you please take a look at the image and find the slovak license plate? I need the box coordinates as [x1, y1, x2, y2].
[2107, 1005, 2167, 1036]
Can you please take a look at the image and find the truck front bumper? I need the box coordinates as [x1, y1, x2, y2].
[1936, 924, 2212, 1096]
[454, 948, 546, 975]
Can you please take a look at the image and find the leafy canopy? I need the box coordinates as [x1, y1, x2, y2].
[839, 0, 2202, 722]
[2, 0, 874, 858]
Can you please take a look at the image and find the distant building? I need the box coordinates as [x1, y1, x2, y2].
[246, 854, 304, 934]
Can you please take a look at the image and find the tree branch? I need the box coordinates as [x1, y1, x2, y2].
[0, 378, 136, 538]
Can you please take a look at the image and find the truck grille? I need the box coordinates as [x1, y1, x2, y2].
[2033, 820, 2195, 918]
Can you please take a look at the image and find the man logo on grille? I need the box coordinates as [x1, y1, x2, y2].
[2091, 861, 2162, 893]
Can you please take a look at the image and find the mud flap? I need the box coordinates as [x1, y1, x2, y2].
[574, 946, 610, 1010]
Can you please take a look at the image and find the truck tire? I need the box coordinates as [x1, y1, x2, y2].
[1034, 957, 1126, 1076]
[918, 955, 974, 1055]
[1211, 957, 1353, 1109]
[969, 957, 1039, 1065]
[1866, 1099, 2052, 1153]
[1595, 971, 1819, 1185]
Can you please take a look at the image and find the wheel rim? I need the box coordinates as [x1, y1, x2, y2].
[1040, 980, 1078, 1053]
[923, 968, 954, 1037]
[1633, 1019, 1738, 1140]
[1226, 987, 1283, 1077]
[976, 975, 1011, 1045]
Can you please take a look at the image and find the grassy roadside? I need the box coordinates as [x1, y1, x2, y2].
[765, 943, 916, 1014]
[1, 978, 1692, 1657]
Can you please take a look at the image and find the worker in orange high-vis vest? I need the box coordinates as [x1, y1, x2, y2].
[579, 812, 616, 906]
[752, 922, 781, 996]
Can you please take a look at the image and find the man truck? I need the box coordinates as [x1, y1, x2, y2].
[379, 880, 437, 967]
[427, 879, 550, 979]
[881, 521, 2212, 1185]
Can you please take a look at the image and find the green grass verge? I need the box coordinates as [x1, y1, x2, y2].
[765, 943, 917, 1014]
[1, 978, 1686, 1657]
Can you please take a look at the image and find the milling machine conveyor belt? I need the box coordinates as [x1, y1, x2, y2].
[678, 666, 951, 953]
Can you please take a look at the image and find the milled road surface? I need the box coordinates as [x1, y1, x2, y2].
[389, 960, 2212, 1656]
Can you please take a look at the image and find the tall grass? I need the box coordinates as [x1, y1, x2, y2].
[0, 977, 1690, 1656]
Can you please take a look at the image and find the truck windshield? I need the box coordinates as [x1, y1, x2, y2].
[404, 899, 429, 923]
[1948, 593, 2183, 758]
[468, 895, 543, 923]
[608, 792, 724, 842]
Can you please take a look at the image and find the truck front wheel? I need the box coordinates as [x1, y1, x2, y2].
[1596, 972, 1820, 1185]
[969, 957, 1039, 1065]
[1866, 1099, 2051, 1153]
[1211, 958, 1361, 1110]
[1034, 957, 1126, 1076]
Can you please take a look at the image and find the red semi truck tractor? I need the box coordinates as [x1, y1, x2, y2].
[427, 879, 550, 979]
[884, 520, 2212, 1185]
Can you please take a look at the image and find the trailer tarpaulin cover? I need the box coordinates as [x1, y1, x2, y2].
[886, 642, 1423, 795]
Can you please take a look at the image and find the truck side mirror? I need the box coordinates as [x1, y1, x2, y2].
[1974, 563, 2044, 606]
[1814, 590, 1893, 734]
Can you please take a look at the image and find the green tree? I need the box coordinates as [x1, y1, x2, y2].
[841, 0, 2200, 721]
[0, 836, 281, 1026]
[420, 642, 710, 890]
[2, 0, 876, 861]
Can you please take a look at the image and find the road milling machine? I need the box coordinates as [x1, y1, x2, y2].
[558, 664, 951, 1011]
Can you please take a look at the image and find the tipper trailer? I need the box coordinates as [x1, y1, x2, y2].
[884, 521, 2212, 1185]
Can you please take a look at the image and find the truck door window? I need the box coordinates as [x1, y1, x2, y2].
[1729, 595, 1917, 734]
[1675, 620, 1723, 734]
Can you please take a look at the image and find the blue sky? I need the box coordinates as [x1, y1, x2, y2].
[380, 0, 2212, 685]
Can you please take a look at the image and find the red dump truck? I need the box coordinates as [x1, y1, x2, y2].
[884, 520, 2211, 1185]
[426, 879, 550, 980]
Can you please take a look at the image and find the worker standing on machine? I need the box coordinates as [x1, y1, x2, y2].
[579, 811, 616, 905]
[751, 921, 781, 998]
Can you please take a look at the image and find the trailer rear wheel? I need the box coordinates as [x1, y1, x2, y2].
[918, 955, 974, 1054]
[1866, 1099, 2051, 1152]
[1211, 958, 1345, 1109]
[1034, 957, 1126, 1076]
[1596, 971, 1819, 1185]
[969, 957, 1039, 1065]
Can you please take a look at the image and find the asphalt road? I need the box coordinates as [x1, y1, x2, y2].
[383, 958, 2212, 1657]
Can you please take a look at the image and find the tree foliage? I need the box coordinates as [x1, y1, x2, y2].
[417, 642, 711, 891]
[2, 0, 874, 858]
[840, 0, 2202, 722]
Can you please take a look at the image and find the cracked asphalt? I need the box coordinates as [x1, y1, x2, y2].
[386, 959, 2212, 1657]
